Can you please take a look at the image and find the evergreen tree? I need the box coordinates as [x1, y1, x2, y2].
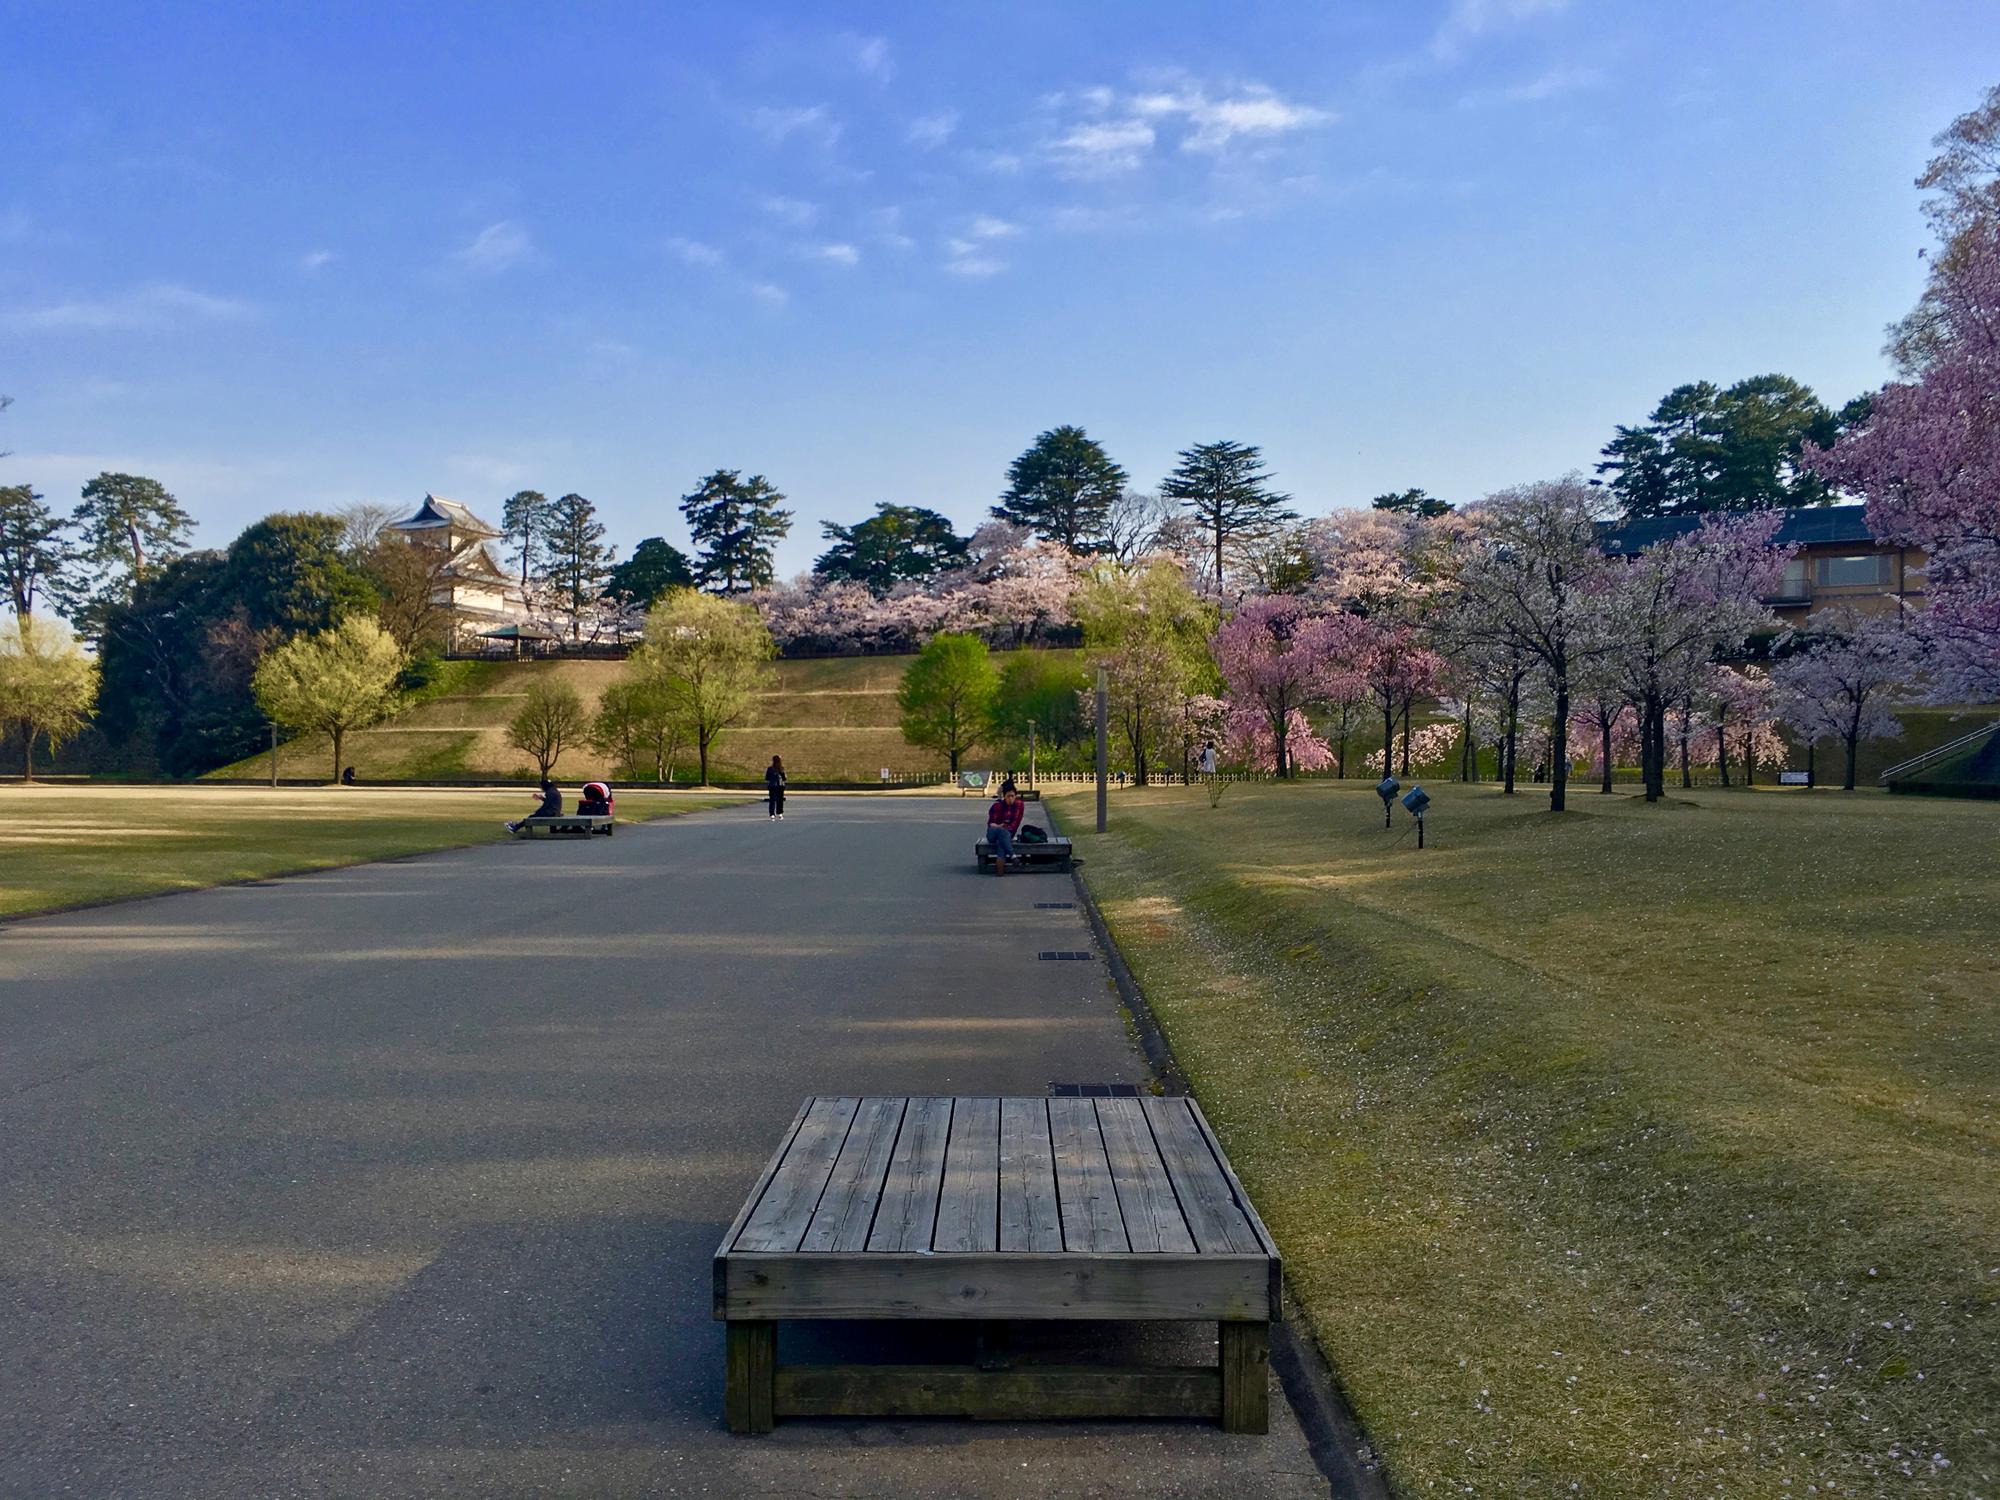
[72, 472, 193, 608]
[1370, 487, 1454, 518]
[605, 537, 695, 609]
[501, 489, 552, 584]
[814, 503, 968, 592]
[0, 483, 70, 619]
[991, 426, 1127, 552]
[679, 470, 793, 594]
[1160, 439, 1294, 589]
[544, 492, 615, 635]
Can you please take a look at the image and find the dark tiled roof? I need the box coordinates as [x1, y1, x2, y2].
[1598, 505, 1878, 555]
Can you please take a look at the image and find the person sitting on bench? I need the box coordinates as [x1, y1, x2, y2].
[507, 779, 563, 833]
[577, 780, 613, 818]
[985, 779, 1025, 875]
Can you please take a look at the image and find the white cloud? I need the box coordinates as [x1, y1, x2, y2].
[749, 282, 789, 310]
[1053, 118, 1157, 174]
[1430, 0, 1570, 61]
[811, 242, 860, 266]
[751, 104, 843, 148]
[1461, 64, 1605, 106]
[967, 214, 1021, 240]
[7, 282, 255, 332]
[451, 220, 535, 273]
[943, 253, 1006, 278]
[907, 111, 958, 149]
[848, 35, 893, 81]
[668, 236, 726, 267]
[1045, 79, 1332, 174]
[757, 195, 820, 229]
[299, 248, 337, 272]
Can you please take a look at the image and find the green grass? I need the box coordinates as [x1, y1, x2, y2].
[1053, 779, 1998, 1497]
[0, 785, 740, 918]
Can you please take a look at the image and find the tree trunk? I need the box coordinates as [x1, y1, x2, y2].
[1549, 678, 1570, 812]
[21, 724, 35, 782]
[1337, 727, 1349, 779]
[1600, 718, 1613, 794]
[1502, 683, 1520, 795]
[1716, 726, 1729, 787]
[1679, 725, 1690, 789]
[1743, 734, 1755, 787]
[1381, 706, 1395, 780]
[1274, 704, 1291, 780]
[1399, 700, 1412, 776]
[1843, 731, 1858, 791]
[1463, 703, 1476, 783]
[699, 734, 711, 786]
[1642, 696, 1664, 802]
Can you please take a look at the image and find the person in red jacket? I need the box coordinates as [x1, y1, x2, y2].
[985, 780, 1025, 874]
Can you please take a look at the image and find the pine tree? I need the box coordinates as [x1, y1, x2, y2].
[544, 493, 615, 637]
[679, 471, 793, 594]
[1160, 439, 1294, 590]
[991, 426, 1127, 552]
[501, 490, 552, 584]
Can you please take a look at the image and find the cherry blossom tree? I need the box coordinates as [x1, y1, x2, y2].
[1212, 598, 1355, 778]
[1771, 607, 1916, 790]
[1804, 218, 2000, 701]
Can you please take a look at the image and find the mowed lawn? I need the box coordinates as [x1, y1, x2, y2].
[0, 785, 740, 918]
[1053, 780, 1997, 1498]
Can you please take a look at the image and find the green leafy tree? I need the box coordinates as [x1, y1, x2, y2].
[0, 614, 97, 779]
[0, 483, 70, 619]
[1370, 487, 1454, 518]
[605, 537, 695, 610]
[590, 677, 690, 780]
[897, 631, 998, 774]
[634, 587, 775, 783]
[679, 470, 793, 594]
[505, 678, 589, 780]
[1160, 439, 1294, 590]
[501, 490, 552, 584]
[544, 493, 615, 637]
[251, 614, 406, 782]
[1072, 560, 1218, 783]
[991, 426, 1128, 552]
[221, 513, 379, 635]
[987, 649, 1089, 757]
[72, 472, 193, 607]
[814, 504, 969, 592]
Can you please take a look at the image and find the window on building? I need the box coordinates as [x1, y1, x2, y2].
[1776, 558, 1810, 598]
[1815, 553, 1892, 587]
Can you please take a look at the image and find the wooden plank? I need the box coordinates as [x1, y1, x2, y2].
[998, 1097, 1062, 1252]
[714, 1100, 812, 1261]
[733, 1096, 859, 1252]
[1141, 1096, 1264, 1256]
[718, 1252, 1270, 1321]
[724, 1322, 776, 1433]
[774, 1364, 1220, 1422]
[1095, 1097, 1196, 1254]
[1185, 1098, 1282, 1259]
[1049, 1095, 1128, 1253]
[933, 1097, 1000, 1253]
[1219, 1321, 1270, 1434]
[867, 1096, 952, 1252]
[800, 1097, 906, 1252]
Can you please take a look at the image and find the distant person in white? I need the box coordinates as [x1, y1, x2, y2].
[1198, 740, 1218, 776]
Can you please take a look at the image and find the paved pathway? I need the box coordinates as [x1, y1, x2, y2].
[0, 797, 1325, 1497]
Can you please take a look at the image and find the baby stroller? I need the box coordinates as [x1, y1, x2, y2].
[577, 780, 615, 831]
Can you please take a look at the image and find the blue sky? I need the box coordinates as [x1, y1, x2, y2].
[3, 0, 1995, 578]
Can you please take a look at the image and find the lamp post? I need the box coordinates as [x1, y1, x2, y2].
[1095, 664, 1108, 833]
[1027, 718, 1037, 791]
[269, 722, 279, 788]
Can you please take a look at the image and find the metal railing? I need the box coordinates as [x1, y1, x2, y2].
[1877, 723, 2000, 784]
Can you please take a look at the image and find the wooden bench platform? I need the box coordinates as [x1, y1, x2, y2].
[974, 836, 1074, 872]
[713, 1095, 1280, 1433]
[513, 814, 613, 838]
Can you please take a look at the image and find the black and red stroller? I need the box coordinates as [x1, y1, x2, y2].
[577, 781, 615, 821]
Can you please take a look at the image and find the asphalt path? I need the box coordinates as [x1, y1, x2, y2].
[0, 796, 1325, 1498]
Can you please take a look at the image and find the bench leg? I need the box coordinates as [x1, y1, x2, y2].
[726, 1321, 776, 1433]
[1219, 1321, 1269, 1434]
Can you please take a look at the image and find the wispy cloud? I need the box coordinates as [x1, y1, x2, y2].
[943, 245, 1007, 278]
[450, 220, 535, 273]
[1054, 119, 1158, 175]
[667, 235, 726, 267]
[967, 215, 1021, 241]
[7, 282, 255, 332]
[846, 34, 893, 82]
[1460, 64, 1605, 106]
[1046, 79, 1332, 176]
[757, 194, 820, 229]
[809, 242, 860, 266]
[1430, 0, 1570, 62]
[299, 248, 337, 272]
[749, 282, 789, 310]
[750, 104, 843, 148]
[907, 111, 958, 149]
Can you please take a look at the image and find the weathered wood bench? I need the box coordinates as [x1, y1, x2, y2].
[713, 1095, 1280, 1433]
[974, 836, 1074, 872]
[514, 814, 614, 838]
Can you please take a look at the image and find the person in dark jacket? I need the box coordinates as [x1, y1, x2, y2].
[985, 779, 1025, 874]
[507, 779, 563, 833]
[765, 756, 787, 820]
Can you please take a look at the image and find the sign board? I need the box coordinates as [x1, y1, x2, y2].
[959, 771, 990, 792]
[1779, 771, 1810, 786]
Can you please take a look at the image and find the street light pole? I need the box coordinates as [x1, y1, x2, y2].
[269, 723, 279, 788]
[1027, 719, 1037, 790]
[1095, 664, 1108, 833]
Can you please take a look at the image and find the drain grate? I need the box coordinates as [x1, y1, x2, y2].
[1036, 950, 1093, 961]
[1033, 901, 1076, 909]
[1049, 1082, 1142, 1098]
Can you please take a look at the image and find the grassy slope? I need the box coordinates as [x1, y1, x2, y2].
[0, 785, 738, 918]
[211, 651, 1077, 783]
[1054, 780, 1996, 1497]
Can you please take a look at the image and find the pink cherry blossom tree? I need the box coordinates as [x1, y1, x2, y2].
[1771, 607, 1917, 790]
[1212, 598, 1357, 778]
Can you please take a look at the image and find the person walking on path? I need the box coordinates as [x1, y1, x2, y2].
[984, 779, 1025, 874]
[765, 756, 787, 820]
[1198, 740, 1218, 776]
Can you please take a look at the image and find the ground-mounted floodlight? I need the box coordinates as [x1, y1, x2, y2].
[1401, 784, 1431, 848]
[1376, 776, 1400, 828]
